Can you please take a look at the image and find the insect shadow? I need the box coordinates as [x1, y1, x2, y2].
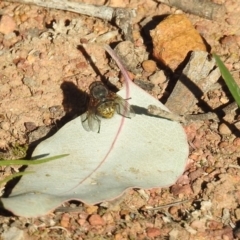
[61, 81, 89, 122]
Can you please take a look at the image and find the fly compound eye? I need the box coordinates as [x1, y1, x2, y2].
[91, 84, 108, 100]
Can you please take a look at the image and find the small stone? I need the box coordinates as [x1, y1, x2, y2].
[1, 226, 24, 240]
[142, 60, 157, 73]
[102, 212, 114, 224]
[0, 139, 8, 149]
[233, 138, 240, 146]
[0, 121, 10, 131]
[88, 214, 105, 226]
[146, 227, 161, 238]
[169, 206, 178, 215]
[85, 204, 98, 214]
[19, 13, 28, 23]
[152, 85, 161, 95]
[60, 213, 70, 228]
[235, 208, 240, 219]
[219, 123, 232, 135]
[149, 70, 167, 85]
[189, 168, 204, 181]
[205, 167, 215, 174]
[190, 219, 206, 231]
[2, 32, 20, 48]
[0, 114, 5, 122]
[22, 77, 38, 88]
[114, 41, 139, 74]
[0, 15, 17, 34]
[24, 122, 37, 132]
[171, 184, 193, 196]
[207, 220, 223, 230]
[28, 126, 52, 143]
[220, 35, 238, 46]
[233, 62, 240, 70]
[220, 97, 229, 104]
[77, 218, 86, 226]
[114, 233, 124, 240]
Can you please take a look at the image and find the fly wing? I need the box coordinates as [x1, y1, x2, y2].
[114, 96, 135, 118]
[81, 112, 90, 132]
[81, 109, 100, 133]
[81, 99, 101, 133]
[87, 109, 101, 133]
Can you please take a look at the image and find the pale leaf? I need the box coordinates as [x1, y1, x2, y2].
[1, 47, 189, 217]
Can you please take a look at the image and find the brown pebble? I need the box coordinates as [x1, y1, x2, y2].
[24, 122, 37, 132]
[146, 227, 161, 238]
[189, 168, 204, 181]
[233, 62, 240, 70]
[88, 214, 105, 226]
[207, 220, 223, 230]
[220, 35, 238, 46]
[77, 218, 86, 226]
[114, 41, 139, 74]
[169, 206, 178, 215]
[233, 137, 240, 146]
[85, 204, 98, 214]
[114, 233, 125, 240]
[0, 15, 17, 34]
[149, 70, 166, 85]
[0, 114, 5, 122]
[0, 121, 10, 131]
[60, 213, 70, 228]
[102, 212, 114, 224]
[219, 141, 228, 148]
[205, 167, 215, 174]
[0, 139, 8, 150]
[19, 13, 28, 23]
[142, 60, 157, 73]
[218, 123, 232, 135]
[171, 184, 193, 196]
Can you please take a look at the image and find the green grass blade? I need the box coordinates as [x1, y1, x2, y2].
[213, 53, 240, 107]
[0, 154, 69, 166]
[0, 171, 34, 186]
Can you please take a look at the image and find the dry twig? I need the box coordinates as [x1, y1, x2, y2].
[148, 105, 186, 123]
[156, 0, 226, 20]
[144, 198, 190, 210]
[148, 102, 238, 124]
[5, 0, 136, 41]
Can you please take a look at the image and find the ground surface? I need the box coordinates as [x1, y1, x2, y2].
[0, 0, 240, 239]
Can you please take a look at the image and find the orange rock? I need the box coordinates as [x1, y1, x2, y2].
[60, 213, 70, 228]
[233, 137, 240, 146]
[0, 15, 17, 34]
[146, 227, 161, 238]
[142, 60, 157, 73]
[85, 204, 98, 214]
[171, 184, 193, 196]
[88, 214, 105, 226]
[150, 14, 206, 70]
